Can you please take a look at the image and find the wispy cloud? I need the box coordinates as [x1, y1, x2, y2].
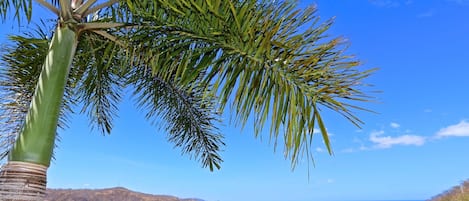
[313, 128, 334, 137]
[369, 130, 426, 149]
[315, 147, 325, 153]
[341, 145, 369, 153]
[313, 128, 320, 134]
[345, 119, 469, 152]
[390, 122, 400, 129]
[436, 120, 469, 138]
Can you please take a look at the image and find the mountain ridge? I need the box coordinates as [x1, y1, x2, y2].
[45, 187, 204, 201]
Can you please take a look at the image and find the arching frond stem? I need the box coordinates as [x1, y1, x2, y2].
[74, 0, 97, 15]
[91, 30, 126, 47]
[79, 22, 126, 31]
[59, 0, 73, 20]
[35, 0, 59, 16]
[83, 0, 120, 17]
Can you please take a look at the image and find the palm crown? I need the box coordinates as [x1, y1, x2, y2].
[0, 0, 374, 186]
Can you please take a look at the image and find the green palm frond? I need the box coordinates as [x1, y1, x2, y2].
[0, 0, 33, 22]
[115, 21, 227, 170]
[73, 32, 125, 134]
[129, 58, 223, 171]
[125, 0, 375, 168]
[72, 26, 225, 169]
[1, 0, 375, 171]
[0, 26, 76, 159]
[0, 34, 41, 159]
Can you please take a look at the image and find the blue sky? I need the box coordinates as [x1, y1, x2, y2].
[1, 0, 469, 201]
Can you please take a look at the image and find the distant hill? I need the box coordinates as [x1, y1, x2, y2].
[45, 187, 204, 201]
[430, 180, 469, 201]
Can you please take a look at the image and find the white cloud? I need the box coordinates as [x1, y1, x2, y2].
[313, 128, 320, 134]
[313, 128, 333, 136]
[390, 122, 400, 128]
[436, 120, 469, 138]
[371, 130, 385, 136]
[341, 145, 370, 153]
[369, 130, 426, 148]
[359, 145, 370, 151]
[341, 148, 356, 153]
[315, 147, 325, 153]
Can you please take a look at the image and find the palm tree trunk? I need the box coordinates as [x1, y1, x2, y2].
[0, 22, 78, 200]
[0, 162, 47, 200]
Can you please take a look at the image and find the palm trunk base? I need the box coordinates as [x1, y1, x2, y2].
[0, 161, 47, 200]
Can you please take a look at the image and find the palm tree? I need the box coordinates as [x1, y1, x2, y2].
[0, 0, 374, 200]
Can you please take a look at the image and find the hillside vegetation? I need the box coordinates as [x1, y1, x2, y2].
[45, 187, 203, 201]
[430, 180, 469, 201]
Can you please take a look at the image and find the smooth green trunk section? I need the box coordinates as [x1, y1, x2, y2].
[9, 25, 78, 167]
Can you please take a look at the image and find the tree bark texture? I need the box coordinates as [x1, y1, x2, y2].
[0, 162, 47, 200]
